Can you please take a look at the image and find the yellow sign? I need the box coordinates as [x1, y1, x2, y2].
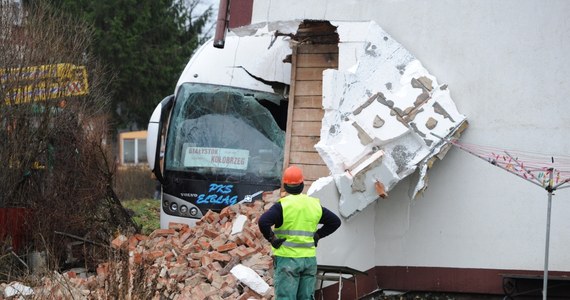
[1, 63, 89, 105]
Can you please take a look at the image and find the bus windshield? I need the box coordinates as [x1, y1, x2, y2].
[165, 83, 285, 185]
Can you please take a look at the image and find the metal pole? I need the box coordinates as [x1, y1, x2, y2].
[542, 169, 554, 300]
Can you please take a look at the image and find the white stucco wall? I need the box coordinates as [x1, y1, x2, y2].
[252, 0, 570, 272]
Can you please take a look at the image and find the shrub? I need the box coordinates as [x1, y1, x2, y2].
[113, 166, 156, 201]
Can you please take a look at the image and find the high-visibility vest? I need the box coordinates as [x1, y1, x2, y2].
[273, 194, 322, 258]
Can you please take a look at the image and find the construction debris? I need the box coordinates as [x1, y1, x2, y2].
[313, 21, 468, 218]
[1, 190, 281, 300]
[2, 282, 34, 298]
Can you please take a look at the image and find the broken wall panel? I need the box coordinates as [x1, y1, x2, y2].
[313, 21, 467, 218]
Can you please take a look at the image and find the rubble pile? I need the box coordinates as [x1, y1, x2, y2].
[2, 190, 281, 300]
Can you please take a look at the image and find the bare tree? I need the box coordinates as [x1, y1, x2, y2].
[0, 0, 137, 277]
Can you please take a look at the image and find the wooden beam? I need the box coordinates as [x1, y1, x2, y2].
[294, 81, 322, 96]
[282, 47, 298, 171]
[290, 151, 326, 165]
[290, 136, 320, 152]
[296, 53, 338, 68]
[296, 67, 327, 81]
[292, 108, 324, 122]
[291, 121, 321, 136]
[295, 96, 322, 109]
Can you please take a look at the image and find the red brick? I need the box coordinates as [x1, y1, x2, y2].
[164, 250, 175, 261]
[222, 274, 237, 288]
[202, 210, 219, 224]
[228, 247, 240, 257]
[242, 235, 257, 249]
[144, 250, 164, 262]
[203, 228, 219, 239]
[210, 261, 223, 271]
[131, 252, 143, 264]
[178, 230, 193, 244]
[191, 284, 206, 300]
[134, 233, 148, 241]
[216, 242, 237, 253]
[149, 228, 176, 238]
[176, 255, 188, 264]
[220, 286, 235, 298]
[168, 222, 188, 231]
[198, 238, 211, 250]
[201, 253, 213, 266]
[190, 251, 204, 260]
[210, 272, 223, 289]
[189, 260, 201, 268]
[237, 288, 259, 300]
[128, 236, 139, 251]
[237, 246, 257, 260]
[220, 205, 238, 219]
[111, 234, 128, 249]
[188, 244, 203, 253]
[209, 235, 227, 249]
[210, 251, 231, 262]
[96, 263, 109, 278]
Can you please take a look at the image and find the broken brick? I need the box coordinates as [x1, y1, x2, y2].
[216, 242, 237, 253]
[31, 190, 281, 300]
[148, 228, 176, 238]
[110, 234, 128, 249]
[210, 251, 231, 262]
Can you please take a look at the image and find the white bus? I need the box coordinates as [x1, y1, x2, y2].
[146, 26, 292, 228]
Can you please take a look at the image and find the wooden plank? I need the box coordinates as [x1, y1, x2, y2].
[292, 108, 324, 122]
[296, 67, 327, 81]
[282, 47, 298, 171]
[294, 81, 322, 96]
[290, 151, 326, 165]
[291, 121, 321, 136]
[295, 96, 322, 109]
[296, 53, 338, 68]
[298, 164, 330, 181]
[290, 136, 320, 152]
[297, 44, 338, 54]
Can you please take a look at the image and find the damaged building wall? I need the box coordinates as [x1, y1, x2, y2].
[316, 21, 467, 219]
[249, 0, 570, 293]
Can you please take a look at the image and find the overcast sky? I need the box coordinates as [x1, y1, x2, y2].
[192, 0, 219, 38]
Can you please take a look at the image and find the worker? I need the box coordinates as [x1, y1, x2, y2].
[258, 165, 341, 299]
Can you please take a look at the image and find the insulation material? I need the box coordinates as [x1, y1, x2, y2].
[315, 21, 467, 218]
[231, 214, 248, 235]
[230, 264, 271, 296]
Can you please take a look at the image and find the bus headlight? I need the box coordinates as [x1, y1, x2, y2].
[190, 207, 198, 216]
[170, 202, 178, 212]
[180, 205, 188, 214]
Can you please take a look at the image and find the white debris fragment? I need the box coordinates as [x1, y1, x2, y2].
[316, 21, 467, 218]
[231, 214, 248, 235]
[307, 175, 336, 196]
[4, 281, 34, 297]
[230, 264, 270, 296]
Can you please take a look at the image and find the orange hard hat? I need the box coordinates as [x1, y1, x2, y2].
[282, 166, 304, 185]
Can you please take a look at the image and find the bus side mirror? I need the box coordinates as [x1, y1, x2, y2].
[147, 95, 174, 183]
